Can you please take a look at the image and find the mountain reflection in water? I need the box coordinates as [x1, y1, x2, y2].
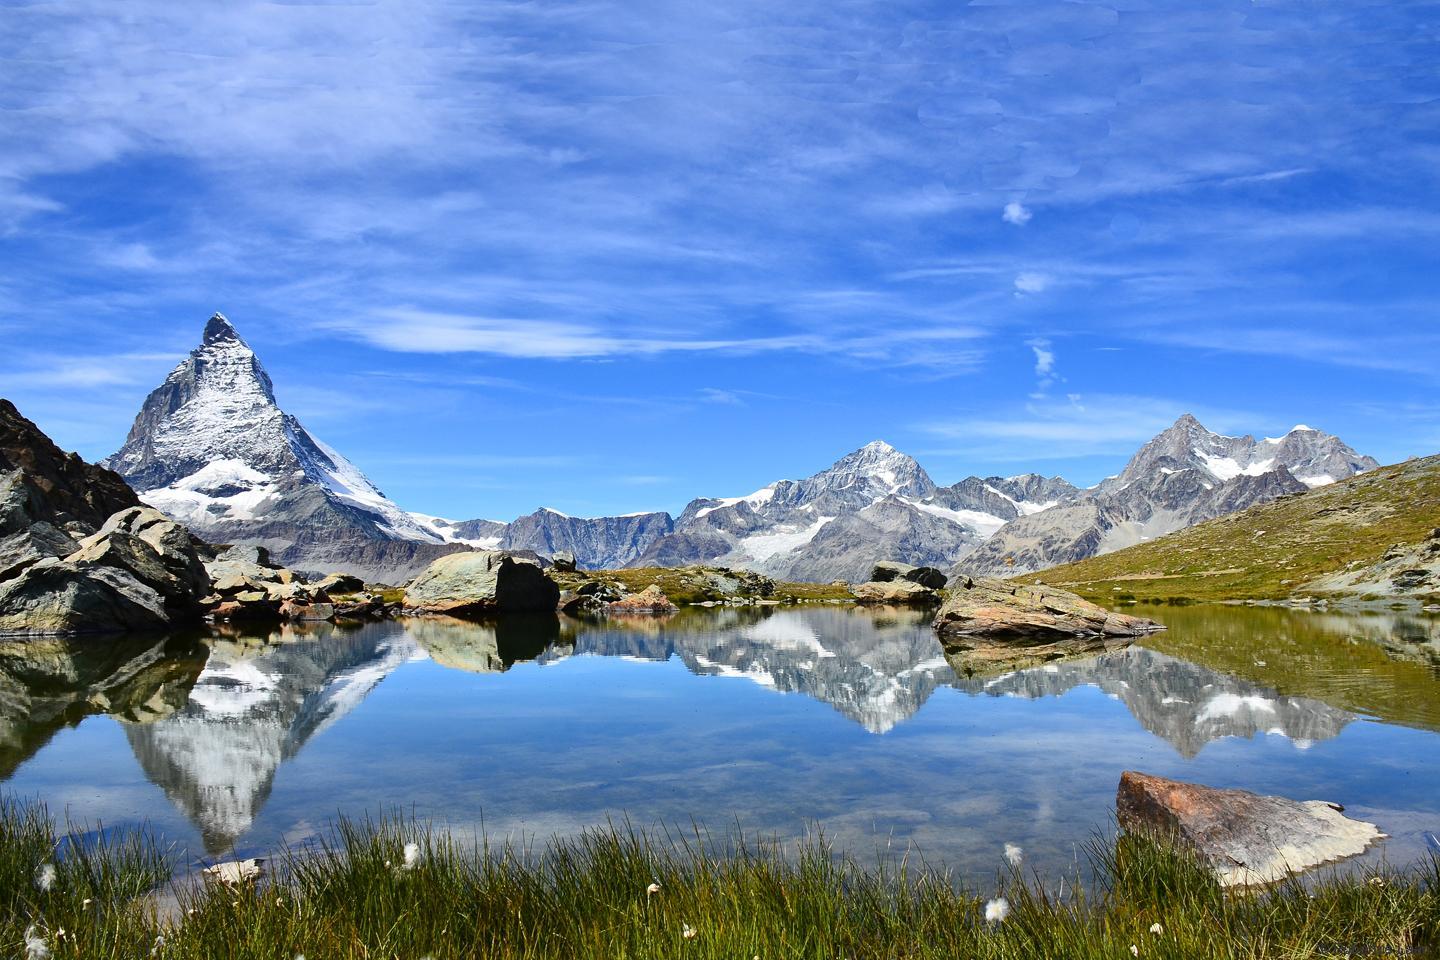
[2, 605, 1437, 866]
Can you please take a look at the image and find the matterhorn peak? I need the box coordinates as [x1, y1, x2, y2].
[105, 313, 445, 561]
[202, 311, 244, 345]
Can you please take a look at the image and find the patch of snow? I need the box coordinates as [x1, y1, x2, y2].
[694, 484, 778, 519]
[741, 617, 835, 658]
[1298, 474, 1335, 488]
[735, 515, 835, 562]
[1196, 452, 1277, 482]
[909, 501, 1008, 538]
[1196, 693, 1276, 722]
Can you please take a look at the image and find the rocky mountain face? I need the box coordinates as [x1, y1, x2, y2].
[104, 315, 466, 582]
[625, 441, 1074, 582]
[499, 509, 674, 569]
[963, 415, 1378, 576]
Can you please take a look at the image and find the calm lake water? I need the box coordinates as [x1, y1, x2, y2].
[3, 604, 1438, 880]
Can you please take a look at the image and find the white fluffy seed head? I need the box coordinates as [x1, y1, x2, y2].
[984, 897, 1010, 923]
[1003, 843, 1023, 867]
[1149, 922, 1164, 935]
[646, 882, 662, 896]
[401, 842, 421, 871]
[24, 926, 51, 960]
[35, 863, 56, 892]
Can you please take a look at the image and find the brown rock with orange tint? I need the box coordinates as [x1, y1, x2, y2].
[1116, 770, 1384, 887]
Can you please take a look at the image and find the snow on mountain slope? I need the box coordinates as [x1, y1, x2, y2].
[965, 414, 1379, 576]
[105, 314, 466, 579]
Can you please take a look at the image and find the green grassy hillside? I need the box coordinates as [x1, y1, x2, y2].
[1029, 454, 1440, 603]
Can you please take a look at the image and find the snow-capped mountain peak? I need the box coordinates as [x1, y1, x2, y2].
[105, 314, 446, 569]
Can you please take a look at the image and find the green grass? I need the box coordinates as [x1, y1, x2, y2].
[4, 797, 1437, 959]
[1029, 455, 1440, 603]
[552, 566, 855, 605]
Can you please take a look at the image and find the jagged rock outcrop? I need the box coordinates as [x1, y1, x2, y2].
[965, 417, 1377, 576]
[0, 403, 216, 636]
[403, 551, 560, 615]
[933, 576, 1163, 641]
[605, 584, 678, 614]
[1304, 526, 1440, 599]
[1117, 770, 1384, 886]
[0, 399, 141, 535]
[102, 314, 468, 582]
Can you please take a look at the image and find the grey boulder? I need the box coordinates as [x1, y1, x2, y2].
[404, 551, 560, 615]
[1117, 770, 1384, 887]
[0, 560, 171, 636]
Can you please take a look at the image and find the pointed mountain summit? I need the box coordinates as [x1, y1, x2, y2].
[964, 414, 1379, 576]
[105, 314, 462, 581]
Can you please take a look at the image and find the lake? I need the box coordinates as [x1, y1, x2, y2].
[3, 603, 1438, 881]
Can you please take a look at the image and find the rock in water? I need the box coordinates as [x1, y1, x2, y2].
[404, 552, 559, 615]
[1117, 770, 1384, 887]
[0, 560, 172, 636]
[932, 576, 1162, 640]
[853, 579, 939, 605]
[606, 584, 678, 613]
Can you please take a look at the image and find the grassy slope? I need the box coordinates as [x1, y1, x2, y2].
[4, 799, 1437, 960]
[554, 567, 855, 604]
[1028, 455, 1440, 603]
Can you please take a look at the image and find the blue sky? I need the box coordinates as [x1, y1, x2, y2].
[2, 0, 1438, 521]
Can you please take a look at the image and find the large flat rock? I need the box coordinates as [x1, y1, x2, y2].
[1117, 770, 1384, 887]
[933, 575, 1163, 641]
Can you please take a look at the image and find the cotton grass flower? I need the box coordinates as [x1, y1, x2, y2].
[984, 897, 1010, 923]
[24, 926, 51, 960]
[646, 881, 662, 896]
[1149, 922, 1164, 935]
[682, 923, 697, 940]
[1004, 843, 1023, 867]
[1130, 945, 1139, 956]
[35, 862, 56, 892]
[402, 842, 421, 871]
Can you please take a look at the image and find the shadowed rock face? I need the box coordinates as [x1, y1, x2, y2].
[0, 399, 141, 537]
[1117, 770, 1384, 886]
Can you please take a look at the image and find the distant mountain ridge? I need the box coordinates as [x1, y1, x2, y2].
[100, 314, 1381, 583]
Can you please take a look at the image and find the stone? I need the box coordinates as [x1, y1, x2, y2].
[313, 572, 364, 595]
[67, 530, 187, 604]
[853, 579, 938, 605]
[0, 522, 79, 582]
[209, 597, 282, 621]
[0, 560, 171, 636]
[933, 575, 1163, 641]
[403, 551, 560, 615]
[1116, 771, 1384, 887]
[869, 561, 915, 583]
[551, 551, 577, 573]
[203, 859, 266, 885]
[606, 584, 677, 613]
[868, 561, 947, 590]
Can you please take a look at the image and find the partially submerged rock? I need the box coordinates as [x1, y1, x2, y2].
[943, 632, 1134, 678]
[933, 576, 1163, 641]
[404, 551, 560, 616]
[606, 584, 678, 614]
[853, 579, 940, 605]
[1117, 770, 1384, 887]
[0, 560, 171, 636]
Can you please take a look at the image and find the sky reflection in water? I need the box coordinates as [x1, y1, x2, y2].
[3, 604, 1438, 881]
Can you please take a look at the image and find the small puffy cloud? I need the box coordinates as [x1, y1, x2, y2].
[1002, 201, 1032, 226]
[699, 387, 744, 405]
[1027, 338, 1055, 378]
[1014, 272, 1050, 294]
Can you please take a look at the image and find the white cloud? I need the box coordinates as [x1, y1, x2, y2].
[1014, 272, 1051, 294]
[918, 394, 1261, 462]
[1002, 202, 1032, 226]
